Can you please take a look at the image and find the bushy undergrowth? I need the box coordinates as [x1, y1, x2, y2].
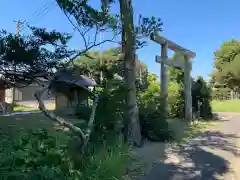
[81, 137, 129, 180]
[92, 86, 125, 142]
[211, 87, 231, 100]
[0, 128, 128, 180]
[137, 74, 213, 142]
[137, 74, 175, 142]
[166, 77, 213, 120]
[75, 78, 175, 143]
[75, 85, 125, 144]
[139, 110, 175, 142]
[0, 129, 79, 179]
[168, 81, 183, 118]
[192, 77, 213, 119]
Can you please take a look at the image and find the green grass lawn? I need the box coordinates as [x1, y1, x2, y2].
[13, 104, 39, 112]
[0, 113, 91, 142]
[0, 113, 66, 140]
[211, 100, 240, 112]
[13, 102, 55, 112]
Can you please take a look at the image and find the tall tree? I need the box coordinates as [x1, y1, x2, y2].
[56, 0, 163, 146]
[100, 0, 163, 145]
[211, 39, 240, 90]
[74, 48, 147, 85]
[119, 0, 141, 145]
[118, 0, 163, 145]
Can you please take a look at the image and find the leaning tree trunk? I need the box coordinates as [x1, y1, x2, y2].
[34, 86, 99, 154]
[119, 0, 142, 146]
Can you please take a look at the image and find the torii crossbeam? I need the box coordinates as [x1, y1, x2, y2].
[150, 31, 196, 121]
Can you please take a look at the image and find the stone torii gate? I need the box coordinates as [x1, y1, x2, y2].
[150, 31, 196, 121]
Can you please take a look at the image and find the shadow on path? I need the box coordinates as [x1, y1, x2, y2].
[143, 129, 239, 180]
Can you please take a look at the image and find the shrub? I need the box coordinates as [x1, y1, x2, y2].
[192, 77, 213, 119]
[167, 77, 213, 120]
[168, 81, 183, 118]
[0, 129, 81, 180]
[211, 87, 231, 100]
[75, 104, 92, 120]
[74, 85, 125, 144]
[137, 74, 175, 142]
[93, 86, 125, 139]
[81, 137, 129, 180]
[139, 110, 175, 142]
[0, 128, 128, 180]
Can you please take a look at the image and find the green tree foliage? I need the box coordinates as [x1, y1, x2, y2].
[75, 69, 175, 143]
[138, 73, 160, 112]
[118, 0, 163, 145]
[211, 40, 240, 89]
[74, 49, 148, 143]
[167, 52, 213, 119]
[56, 0, 163, 146]
[0, 28, 73, 86]
[167, 53, 187, 118]
[0, 0, 168, 178]
[0, 128, 128, 180]
[0, 0, 123, 87]
[170, 76, 213, 120]
[0, 0, 129, 155]
[74, 48, 147, 85]
[137, 73, 174, 142]
[168, 81, 183, 118]
[211, 87, 231, 100]
[192, 76, 212, 119]
[0, 129, 81, 179]
[168, 53, 185, 85]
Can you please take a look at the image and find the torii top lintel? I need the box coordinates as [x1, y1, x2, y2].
[150, 31, 196, 58]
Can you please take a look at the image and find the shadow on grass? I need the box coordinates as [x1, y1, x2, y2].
[142, 126, 239, 180]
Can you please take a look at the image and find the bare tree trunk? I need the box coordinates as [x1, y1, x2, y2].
[119, 0, 142, 146]
[34, 86, 99, 154]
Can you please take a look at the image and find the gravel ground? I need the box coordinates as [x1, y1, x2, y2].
[128, 113, 240, 180]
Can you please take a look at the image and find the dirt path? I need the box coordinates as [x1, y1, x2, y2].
[128, 114, 240, 180]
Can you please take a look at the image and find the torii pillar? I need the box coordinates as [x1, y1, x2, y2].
[150, 31, 196, 121]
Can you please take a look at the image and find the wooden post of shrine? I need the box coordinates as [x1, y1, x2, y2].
[150, 31, 196, 121]
[184, 54, 192, 121]
[160, 43, 168, 120]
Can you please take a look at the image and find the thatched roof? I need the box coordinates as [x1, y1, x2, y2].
[53, 69, 96, 88]
[0, 78, 11, 89]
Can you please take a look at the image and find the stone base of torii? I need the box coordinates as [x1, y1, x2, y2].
[150, 31, 196, 121]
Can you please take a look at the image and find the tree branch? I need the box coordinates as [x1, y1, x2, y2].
[34, 85, 99, 154]
[65, 31, 121, 66]
[34, 86, 86, 148]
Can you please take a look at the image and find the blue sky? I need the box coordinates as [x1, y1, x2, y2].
[1, 0, 240, 80]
